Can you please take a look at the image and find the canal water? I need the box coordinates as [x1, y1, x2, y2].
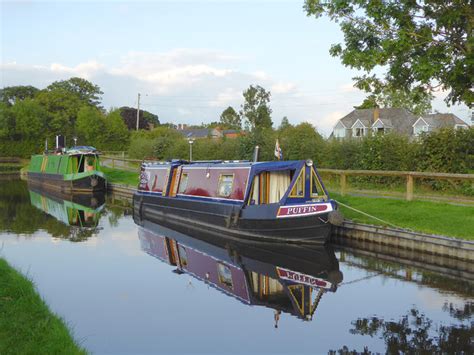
[1, 180, 472, 354]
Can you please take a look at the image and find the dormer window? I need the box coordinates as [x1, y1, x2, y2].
[372, 119, 391, 135]
[351, 119, 367, 138]
[413, 117, 430, 136]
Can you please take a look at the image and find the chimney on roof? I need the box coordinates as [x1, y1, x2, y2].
[373, 107, 380, 123]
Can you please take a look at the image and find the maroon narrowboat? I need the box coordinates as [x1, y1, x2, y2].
[133, 159, 339, 243]
[136, 221, 343, 321]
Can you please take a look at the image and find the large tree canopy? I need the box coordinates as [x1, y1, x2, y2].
[304, 0, 474, 108]
[46, 77, 103, 107]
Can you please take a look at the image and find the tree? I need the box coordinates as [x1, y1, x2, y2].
[240, 85, 273, 130]
[219, 106, 241, 129]
[279, 122, 325, 164]
[0, 85, 39, 106]
[119, 106, 159, 130]
[0, 103, 15, 139]
[36, 89, 83, 137]
[10, 99, 47, 140]
[103, 109, 130, 150]
[46, 77, 103, 107]
[76, 106, 105, 147]
[304, 1, 474, 108]
[279, 116, 292, 130]
[355, 90, 432, 115]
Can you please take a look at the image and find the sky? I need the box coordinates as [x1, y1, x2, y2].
[1, 0, 471, 136]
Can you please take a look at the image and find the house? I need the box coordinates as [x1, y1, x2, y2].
[176, 128, 223, 140]
[332, 108, 469, 139]
[220, 129, 243, 139]
[412, 113, 469, 136]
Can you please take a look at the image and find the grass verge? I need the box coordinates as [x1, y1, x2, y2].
[330, 192, 474, 240]
[102, 166, 139, 187]
[0, 258, 87, 354]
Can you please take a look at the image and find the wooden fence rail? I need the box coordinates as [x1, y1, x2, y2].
[318, 168, 474, 201]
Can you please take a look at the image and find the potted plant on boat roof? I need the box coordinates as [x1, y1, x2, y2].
[86, 157, 95, 171]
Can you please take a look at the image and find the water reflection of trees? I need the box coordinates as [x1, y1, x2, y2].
[330, 305, 474, 354]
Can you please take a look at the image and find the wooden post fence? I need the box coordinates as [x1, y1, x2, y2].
[318, 168, 474, 202]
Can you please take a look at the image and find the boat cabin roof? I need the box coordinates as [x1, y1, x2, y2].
[143, 159, 307, 173]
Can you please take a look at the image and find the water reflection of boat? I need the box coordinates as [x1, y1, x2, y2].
[137, 219, 343, 322]
[28, 183, 105, 229]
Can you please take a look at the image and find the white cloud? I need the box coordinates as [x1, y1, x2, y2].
[271, 82, 296, 94]
[209, 88, 241, 108]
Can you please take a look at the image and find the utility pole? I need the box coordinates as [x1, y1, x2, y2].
[136, 93, 141, 131]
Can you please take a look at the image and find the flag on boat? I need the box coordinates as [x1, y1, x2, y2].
[274, 139, 283, 160]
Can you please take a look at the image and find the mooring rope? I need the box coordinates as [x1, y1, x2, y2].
[340, 271, 384, 286]
[335, 200, 401, 229]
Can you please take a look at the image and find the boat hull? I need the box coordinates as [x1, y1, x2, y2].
[134, 193, 332, 244]
[27, 172, 106, 193]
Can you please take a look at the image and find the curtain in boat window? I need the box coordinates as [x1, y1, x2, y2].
[250, 171, 290, 204]
[269, 171, 291, 203]
[251, 175, 260, 204]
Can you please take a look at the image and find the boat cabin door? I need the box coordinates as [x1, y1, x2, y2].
[168, 166, 182, 197]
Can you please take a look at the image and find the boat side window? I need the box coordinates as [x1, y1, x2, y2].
[177, 245, 188, 268]
[178, 173, 188, 194]
[217, 263, 233, 289]
[289, 169, 305, 197]
[311, 168, 327, 199]
[218, 174, 234, 197]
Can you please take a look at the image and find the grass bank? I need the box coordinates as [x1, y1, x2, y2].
[331, 192, 474, 240]
[102, 166, 139, 187]
[0, 258, 87, 354]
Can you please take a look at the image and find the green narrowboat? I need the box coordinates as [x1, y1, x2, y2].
[28, 146, 106, 193]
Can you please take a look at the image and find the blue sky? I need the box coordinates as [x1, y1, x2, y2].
[1, 0, 470, 135]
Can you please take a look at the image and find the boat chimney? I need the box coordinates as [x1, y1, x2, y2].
[55, 135, 65, 150]
[253, 145, 260, 162]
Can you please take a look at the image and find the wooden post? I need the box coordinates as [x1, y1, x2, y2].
[112, 158, 115, 169]
[406, 174, 414, 201]
[340, 173, 347, 196]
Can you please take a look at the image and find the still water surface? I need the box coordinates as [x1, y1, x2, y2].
[0, 180, 472, 354]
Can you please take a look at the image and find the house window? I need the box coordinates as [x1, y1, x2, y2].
[414, 125, 429, 136]
[353, 127, 365, 137]
[217, 263, 233, 289]
[455, 124, 468, 130]
[334, 128, 346, 138]
[178, 173, 188, 194]
[218, 174, 234, 197]
[289, 169, 305, 197]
